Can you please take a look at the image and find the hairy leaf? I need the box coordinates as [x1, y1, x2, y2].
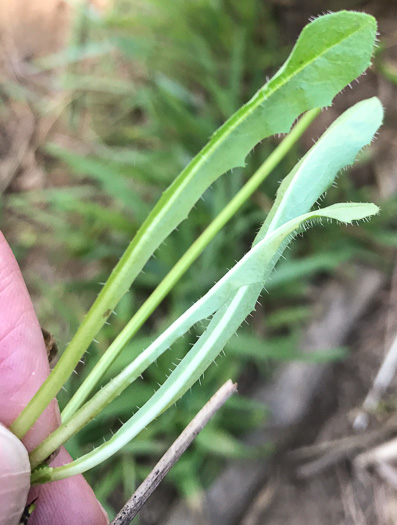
[31, 201, 378, 481]
[31, 95, 383, 477]
[14, 10, 378, 438]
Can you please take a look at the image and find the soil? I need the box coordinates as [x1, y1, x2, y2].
[253, 296, 397, 525]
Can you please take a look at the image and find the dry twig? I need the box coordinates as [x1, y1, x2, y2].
[291, 415, 397, 478]
[110, 380, 238, 525]
[239, 473, 279, 525]
[353, 332, 397, 431]
[354, 259, 397, 431]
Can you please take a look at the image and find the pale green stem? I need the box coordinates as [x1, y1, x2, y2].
[61, 108, 319, 423]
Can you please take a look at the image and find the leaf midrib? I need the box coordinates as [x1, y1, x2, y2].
[148, 14, 373, 229]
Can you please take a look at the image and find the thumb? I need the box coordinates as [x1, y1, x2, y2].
[0, 424, 31, 525]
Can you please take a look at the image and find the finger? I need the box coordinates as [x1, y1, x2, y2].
[28, 447, 109, 525]
[0, 424, 31, 525]
[0, 232, 59, 450]
[0, 233, 108, 522]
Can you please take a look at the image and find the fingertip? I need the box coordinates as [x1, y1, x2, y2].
[0, 232, 59, 449]
[0, 424, 31, 525]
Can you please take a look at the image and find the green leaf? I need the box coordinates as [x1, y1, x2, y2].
[195, 427, 259, 459]
[30, 96, 383, 478]
[30, 201, 379, 479]
[227, 334, 347, 363]
[60, 109, 320, 423]
[164, 98, 382, 404]
[262, 97, 383, 236]
[13, 11, 378, 440]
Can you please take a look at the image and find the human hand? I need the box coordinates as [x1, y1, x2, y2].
[0, 233, 109, 525]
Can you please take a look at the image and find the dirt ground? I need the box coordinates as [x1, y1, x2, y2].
[3, 1, 397, 524]
[253, 292, 397, 525]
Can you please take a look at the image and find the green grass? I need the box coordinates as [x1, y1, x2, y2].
[2, 1, 395, 519]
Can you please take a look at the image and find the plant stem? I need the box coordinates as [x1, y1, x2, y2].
[61, 108, 319, 423]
